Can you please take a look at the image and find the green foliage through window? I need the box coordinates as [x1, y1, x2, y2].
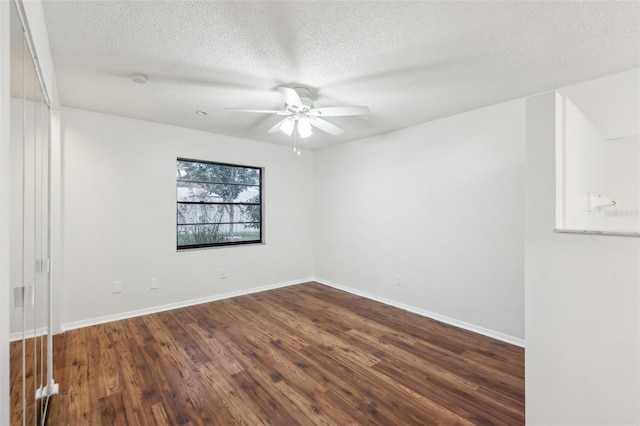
[177, 158, 262, 249]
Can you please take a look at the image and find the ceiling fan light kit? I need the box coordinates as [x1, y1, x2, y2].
[226, 86, 370, 155]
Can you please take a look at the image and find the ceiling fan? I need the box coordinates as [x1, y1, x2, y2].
[225, 86, 370, 155]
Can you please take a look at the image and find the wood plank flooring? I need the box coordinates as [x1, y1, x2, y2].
[9, 335, 48, 425]
[11, 282, 524, 425]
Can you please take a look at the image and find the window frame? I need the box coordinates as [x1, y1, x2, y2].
[176, 157, 263, 250]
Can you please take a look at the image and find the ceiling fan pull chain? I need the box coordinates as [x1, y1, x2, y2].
[293, 120, 299, 154]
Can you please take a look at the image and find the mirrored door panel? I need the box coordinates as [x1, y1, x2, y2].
[10, 0, 53, 424]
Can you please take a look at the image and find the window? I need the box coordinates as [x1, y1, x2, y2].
[177, 158, 262, 249]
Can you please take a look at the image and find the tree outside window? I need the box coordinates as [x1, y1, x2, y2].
[177, 158, 262, 249]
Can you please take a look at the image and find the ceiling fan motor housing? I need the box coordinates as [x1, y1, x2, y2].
[225, 86, 368, 138]
[288, 87, 314, 111]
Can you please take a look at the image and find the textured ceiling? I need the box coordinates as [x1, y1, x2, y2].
[42, 1, 640, 150]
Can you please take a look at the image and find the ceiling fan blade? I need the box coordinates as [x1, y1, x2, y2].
[225, 108, 288, 115]
[268, 117, 292, 134]
[309, 117, 344, 136]
[309, 106, 370, 117]
[277, 86, 303, 108]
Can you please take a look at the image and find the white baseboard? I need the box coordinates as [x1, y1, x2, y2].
[313, 278, 525, 348]
[13, 277, 524, 348]
[61, 277, 312, 333]
[9, 327, 49, 342]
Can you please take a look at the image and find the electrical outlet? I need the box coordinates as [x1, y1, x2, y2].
[112, 281, 122, 294]
[150, 278, 159, 290]
[220, 269, 227, 280]
[395, 275, 402, 287]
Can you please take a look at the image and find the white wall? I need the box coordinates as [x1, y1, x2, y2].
[557, 69, 640, 234]
[314, 99, 526, 341]
[1, 0, 12, 421]
[559, 69, 640, 141]
[525, 90, 640, 424]
[60, 107, 314, 327]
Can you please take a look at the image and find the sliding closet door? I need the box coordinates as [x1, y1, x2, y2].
[10, 0, 53, 424]
[9, 2, 31, 423]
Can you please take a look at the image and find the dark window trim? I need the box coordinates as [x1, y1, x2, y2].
[177, 157, 263, 250]
[177, 201, 260, 206]
[179, 221, 261, 226]
[178, 179, 260, 187]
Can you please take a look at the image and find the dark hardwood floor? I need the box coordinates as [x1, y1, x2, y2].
[10, 334, 48, 425]
[11, 282, 524, 425]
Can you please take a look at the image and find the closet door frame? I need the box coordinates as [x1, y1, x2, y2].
[10, 0, 58, 424]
